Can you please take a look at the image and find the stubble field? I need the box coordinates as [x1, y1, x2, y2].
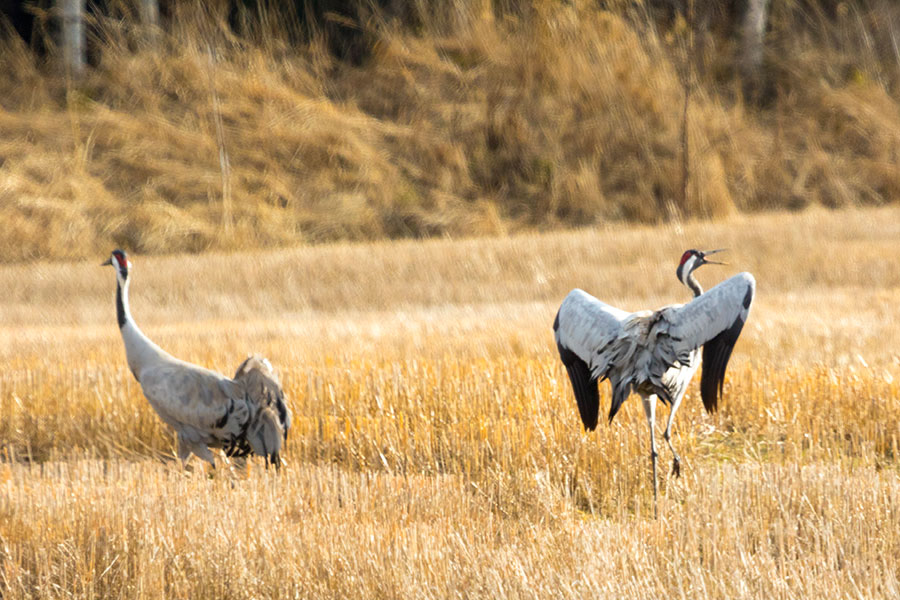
[1, 207, 899, 598]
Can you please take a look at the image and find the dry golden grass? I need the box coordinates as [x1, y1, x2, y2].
[2, 461, 897, 598]
[1, 207, 899, 598]
[2, 2, 900, 261]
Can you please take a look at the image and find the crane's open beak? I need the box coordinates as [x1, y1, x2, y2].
[701, 248, 728, 265]
[101, 257, 112, 266]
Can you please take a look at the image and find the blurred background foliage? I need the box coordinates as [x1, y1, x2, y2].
[1, 0, 899, 261]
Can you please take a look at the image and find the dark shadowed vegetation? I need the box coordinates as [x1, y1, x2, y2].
[2, 0, 900, 262]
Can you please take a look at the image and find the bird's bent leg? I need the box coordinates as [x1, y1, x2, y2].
[641, 394, 659, 519]
[664, 396, 684, 478]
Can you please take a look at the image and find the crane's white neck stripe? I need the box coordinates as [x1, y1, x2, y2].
[679, 255, 704, 297]
[680, 256, 696, 287]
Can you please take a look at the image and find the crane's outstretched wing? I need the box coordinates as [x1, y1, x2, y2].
[554, 289, 629, 431]
[663, 272, 756, 412]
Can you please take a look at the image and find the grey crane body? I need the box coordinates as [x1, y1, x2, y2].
[554, 249, 755, 516]
[105, 250, 291, 469]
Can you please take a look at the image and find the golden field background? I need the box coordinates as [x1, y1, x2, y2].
[1, 207, 899, 598]
[3, 1, 900, 262]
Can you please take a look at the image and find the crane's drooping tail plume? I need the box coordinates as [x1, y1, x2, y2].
[232, 355, 292, 469]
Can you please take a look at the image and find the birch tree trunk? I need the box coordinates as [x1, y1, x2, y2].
[60, 0, 85, 78]
[139, 0, 160, 48]
[140, 0, 159, 28]
[739, 0, 770, 102]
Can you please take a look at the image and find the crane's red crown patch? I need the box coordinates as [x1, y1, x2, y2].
[679, 251, 695, 266]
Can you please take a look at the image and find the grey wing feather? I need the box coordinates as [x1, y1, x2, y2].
[662, 272, 756, 412]
[554, 289, 628, 430]
[139, 362, 244, 433]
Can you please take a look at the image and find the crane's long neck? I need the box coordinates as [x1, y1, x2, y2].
[116, 277, 173, 380]
[677, 256, 704, 298]
[683, 270, 703, 298]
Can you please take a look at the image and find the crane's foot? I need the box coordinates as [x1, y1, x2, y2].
[672, 457, 681, 478]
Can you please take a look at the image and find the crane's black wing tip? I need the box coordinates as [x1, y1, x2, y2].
[557, 342, 599, 431]
[700, 284, 754, 413]
[700, 310, 749, 413]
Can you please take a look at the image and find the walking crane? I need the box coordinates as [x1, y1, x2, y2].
[103, 249, 291, 470]
[553, 249, 755, 516]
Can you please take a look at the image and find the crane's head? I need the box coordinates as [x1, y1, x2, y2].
[676, 248, 726, 283]
[101, 249, 132, 284]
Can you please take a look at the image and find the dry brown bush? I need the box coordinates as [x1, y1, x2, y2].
[2, 1, 900, 262]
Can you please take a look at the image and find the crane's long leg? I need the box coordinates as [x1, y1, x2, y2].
[664, 394, 684, 478]
[641, 394, 659, 519]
